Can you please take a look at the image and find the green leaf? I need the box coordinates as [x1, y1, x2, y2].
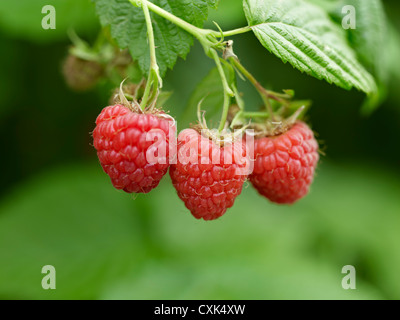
[206, 0, 245, 28]
[306, 0, 338, 12]
[206, 0, 219, 9]
[386, 24, 400, 83]
[156, 90, 173, 108]
[181, 64, 235, 127]
[0, 0, 98, 42]
[345, 0, 387, 83]
[243, 0, 377, 96]
[313, 0, 387, 81]
[347, 0, 387, 112]
[311, 0, 389, 112]
[94, 0, 218, 77]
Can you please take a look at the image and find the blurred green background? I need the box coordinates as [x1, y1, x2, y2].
[0, 0, 400, 300]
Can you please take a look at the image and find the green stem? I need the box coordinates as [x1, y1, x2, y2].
[232, 85, 245, 111]
[228, 56, 276, 121]
[140, 71, 154, 108]
[242, 111, 270, 118]
[138, 0, 161, 109]
[129, 0, 268, 125]
[130, 1, 251, 43]
[131, 0, 207, 40]
[218, 92, 231, 132]
[210, 49, 234, 132]
[124, 93, 134, 101]
[212, 26, 252, 38]
[93, 28, 108, 52]
[144, 2, 159, 75]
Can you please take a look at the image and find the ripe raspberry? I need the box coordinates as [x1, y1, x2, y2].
[250, 121, 319, 204]
[170, 129, 249, 221]
[93, 105, 176, 193]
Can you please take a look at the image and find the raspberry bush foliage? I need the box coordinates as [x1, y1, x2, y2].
[64, 0, 394, 220]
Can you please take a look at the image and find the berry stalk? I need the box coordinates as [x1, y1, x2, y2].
[137, 0, 162, 109]
[227, 55, 276, 121]
[129, 0, 293, 126]
[131, 0, 210, 42]
[211, 26, 252, 38]
[130, 0, 251, 42]
[242, 111, 270, 119]
[129, 0, 256, 123]
[209, 49, 235, 132]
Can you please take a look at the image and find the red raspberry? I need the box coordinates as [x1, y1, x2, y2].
[249, 121, 319, 204]
[169, 129, 250, 221]
[93, 105, 176, 193]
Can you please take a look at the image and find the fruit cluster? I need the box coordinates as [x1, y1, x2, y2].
[93, 104, 319, 221]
